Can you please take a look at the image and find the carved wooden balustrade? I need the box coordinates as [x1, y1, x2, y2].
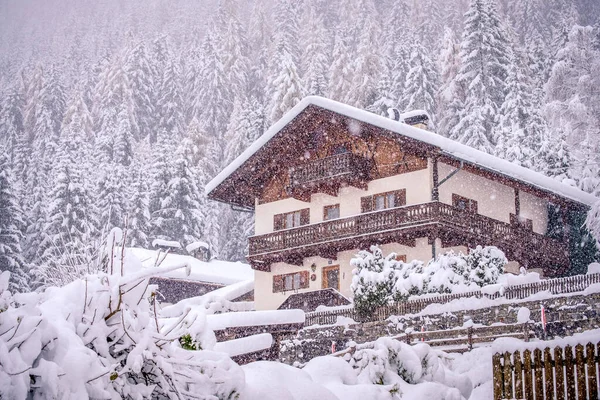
[248, 202, 569, 270]
[289, 152, 370, 187]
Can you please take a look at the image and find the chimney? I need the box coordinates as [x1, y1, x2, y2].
[387, 108, 401, 121]
[399, 110, 430, 130]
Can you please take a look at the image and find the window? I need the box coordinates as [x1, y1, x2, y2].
[452, 194, 478, 213]
[324, 204, 340, 220]
[361, 189, 406, 213]
[510, 214, 533, 231]
[274, 208, 310, 230]
[273, 271, 309, 293]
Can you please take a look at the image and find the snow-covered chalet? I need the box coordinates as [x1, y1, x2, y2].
[206, 96, 596, 311]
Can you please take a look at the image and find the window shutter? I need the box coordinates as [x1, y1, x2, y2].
[361, 196, 373, 213]
[469, 199, 478, 214]
[395, 189, 406, 206]
[274, 214, 284, 231]
[299, 271, 310, 289]
[300, 208, 310, 225]
[273, 274, 284, 293]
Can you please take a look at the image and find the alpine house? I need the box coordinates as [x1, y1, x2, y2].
[206, 96, 596, 311]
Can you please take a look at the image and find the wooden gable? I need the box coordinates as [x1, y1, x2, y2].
[208, 105, 431, 208]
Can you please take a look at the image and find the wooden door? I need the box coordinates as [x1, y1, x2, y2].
[322, 265, 340, 291]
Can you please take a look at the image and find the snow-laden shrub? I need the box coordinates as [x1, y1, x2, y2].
[351, 246, 508, 309]
[351, 246, 399, 316]
[0, 228, 243, 400]
[393, 254, 468, 297]
[349, 338, 471, 399]
[464, 245, 506, 286]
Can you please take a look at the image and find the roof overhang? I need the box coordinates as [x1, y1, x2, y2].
[206, 96, 597, 209]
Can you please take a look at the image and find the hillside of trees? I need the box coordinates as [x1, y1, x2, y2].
[0, 0, 599, 291]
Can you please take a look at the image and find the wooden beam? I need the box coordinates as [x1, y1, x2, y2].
[432, 156, 439, 201]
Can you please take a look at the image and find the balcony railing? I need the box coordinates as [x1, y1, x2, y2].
[289, 152, 370, 187]
[248, 202, 568, 267]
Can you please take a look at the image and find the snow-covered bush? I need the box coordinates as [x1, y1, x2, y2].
[464, 245, 507, 286]
[351, 246, 508, 308]
[350, 246, 399, 315]
[349, 338, 472, 399]
[0, 228, 243, 399]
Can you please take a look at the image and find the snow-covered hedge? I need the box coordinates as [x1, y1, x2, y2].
[348, 338, 472, 399]
[351, 246, 507, 313]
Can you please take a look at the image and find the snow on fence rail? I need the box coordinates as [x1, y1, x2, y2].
[332, 322, 534, 358]
[305, 273, 600, 326]
[492, 341, 600, 400]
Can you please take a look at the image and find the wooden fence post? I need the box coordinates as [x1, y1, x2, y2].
[503, 351, 513, 397]
[467, 326, 473, 351]
[492, 353, 503, 400]
[586, 342, 598, 399]
[534, 348, 544, 399]
[514, 350, 524, 399]
[555, 346, 565, 400]
[575, 344, 587, 399]
[523, 349, 534, 400]
[543, 347, 554, 399]
[564, 344, 576, 400]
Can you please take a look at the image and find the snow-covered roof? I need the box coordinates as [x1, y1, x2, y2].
[206, 96, 596, 207]
[399, 109, 429, 121]
[130, 248, 253, 285]
[185, 241, 210, 253]
[152, 239, 182, 249]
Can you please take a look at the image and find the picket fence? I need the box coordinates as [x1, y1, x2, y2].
[304, 273, 600, 326]
[492, 342, 600, 400]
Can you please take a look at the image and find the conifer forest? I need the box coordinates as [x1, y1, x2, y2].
[0, 0, 599, 292]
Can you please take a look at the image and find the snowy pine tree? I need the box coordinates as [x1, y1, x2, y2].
[266, 46, 305, 125]
[437, 28, 461, 137]
[403, 40, 438, 128]
[450, 0, 510, 152]
[0, 153, 29, 293]
[153, 157, 204, 245]
[36, 138, 97, 288]
[127, 170, 151, 248]
[300, 4, 329, 96]
[496, 51, 548, 169]
[125, 39, 155, 142]
[97, 165, 127, 235]
[327, 31, 353, 103]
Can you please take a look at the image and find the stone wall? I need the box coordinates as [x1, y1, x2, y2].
[279, 293, 600, 365]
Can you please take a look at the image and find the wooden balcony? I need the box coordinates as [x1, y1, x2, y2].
[287, 152, 371, 200]
[248, 202, 570, 275]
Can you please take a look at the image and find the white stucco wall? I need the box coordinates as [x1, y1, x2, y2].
[252, 161, 552, 310]
[520, 190, 548, 235]
[438, 163, 516, 224]
[253, 238, 437, 310]
[254, 165, 432, 235]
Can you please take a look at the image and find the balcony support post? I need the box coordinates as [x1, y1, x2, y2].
[431, 156, 439, 201]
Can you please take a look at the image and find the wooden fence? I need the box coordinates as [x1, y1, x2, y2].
[332, 322, 533, 358]
[305, 273, 600, 326]
[493, 342, 600, 400]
